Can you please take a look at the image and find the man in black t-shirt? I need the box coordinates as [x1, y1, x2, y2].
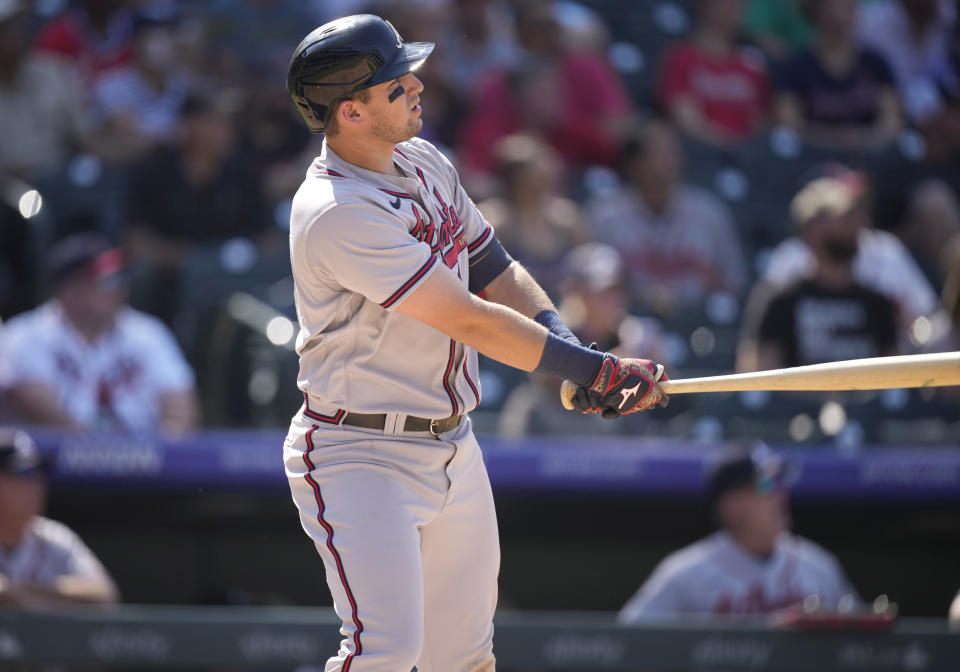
[738, 173, 899, 371]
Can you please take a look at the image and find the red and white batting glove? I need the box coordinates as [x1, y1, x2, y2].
[571, 355, 669, 418]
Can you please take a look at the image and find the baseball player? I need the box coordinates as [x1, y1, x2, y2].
[0, 428, 119, 607]
[282, 14, 668, 672]
[618, 443, 859, 621]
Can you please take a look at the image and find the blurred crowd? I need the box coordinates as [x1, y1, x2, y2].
[0, 0, 959, 445]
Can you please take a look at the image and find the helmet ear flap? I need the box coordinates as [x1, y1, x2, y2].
[291, 93, 327, 134]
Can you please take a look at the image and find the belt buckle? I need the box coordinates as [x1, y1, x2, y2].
[429, 419, 442, 437]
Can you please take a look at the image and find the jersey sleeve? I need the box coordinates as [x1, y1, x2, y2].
[308, 201, 438, 310]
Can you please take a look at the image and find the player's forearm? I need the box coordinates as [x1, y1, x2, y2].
[0, 575, 119, 607]
[7, 384, 80, 428]
[481, 261, 557, 319]
[450, 295, 550, 371]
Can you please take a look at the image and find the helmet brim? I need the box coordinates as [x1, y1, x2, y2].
[373, 41, 434, 84]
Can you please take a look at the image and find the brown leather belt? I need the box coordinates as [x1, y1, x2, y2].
[341, 412, 462, 436]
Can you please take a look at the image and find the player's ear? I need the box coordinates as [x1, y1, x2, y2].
[339, 98, 365, 127]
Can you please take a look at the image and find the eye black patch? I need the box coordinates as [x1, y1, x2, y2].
[388, 85, 405, 103]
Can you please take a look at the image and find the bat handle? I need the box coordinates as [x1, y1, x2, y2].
[560, 379, 578, 410]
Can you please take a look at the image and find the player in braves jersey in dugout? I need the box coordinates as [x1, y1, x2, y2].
[283, 15, 669, 672]
[618, 443, 858, 621]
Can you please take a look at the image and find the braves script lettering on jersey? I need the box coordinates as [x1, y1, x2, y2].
[283, 137, 500, 671]
[618, 531, 858, 621]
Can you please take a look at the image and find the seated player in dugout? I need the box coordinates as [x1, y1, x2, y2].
[0, 428, 119, 607]
[619, 443, 859, 620]
[283, 14, 669, 672]
[736, 171, 900, 372]
[0, 233, 199, 435]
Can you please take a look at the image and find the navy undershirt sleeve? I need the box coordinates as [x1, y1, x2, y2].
[468, 235, 513, 294]
[534, 309, 581, 344]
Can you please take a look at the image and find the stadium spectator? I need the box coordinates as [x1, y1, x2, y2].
[857, 0, 956, 122]
[498, 243, 665, 437]
[478, 134, 590, 300]
[738, 171, 900, 372]
[196, 0, 324, 85]
[657, 0, 771, 146]
[92, 7, 194, 164]
[0, 0, 93, 180]
[554, 243, 667, 360]
[123, 91, 274, 322]
[619, 443, 859, 620]
[457, 0, 635, 176]
[0, 427, 119, 607]
[773, 0, 903, 153]
[762, 164, 951, 351]
[871, 28, 960, 294]
[585, 120, 747, 318]
[742, 0, 816, 60]
[32, 0, 134, 91]
[0, 233, 199, 435]
[438, 0, 520, 98]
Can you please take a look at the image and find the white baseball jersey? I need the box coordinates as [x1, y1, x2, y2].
[0, 516, 114, 589]
[0, 301, 195, 433]
[284, 135, 502, 671]
[618, 531, 858, 621]
[289, 137, 496, 420]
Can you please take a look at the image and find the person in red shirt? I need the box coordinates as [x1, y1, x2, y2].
[457, 0, 635, 179]
[33, 0, 133, 90]
[658, 0, 770, 145]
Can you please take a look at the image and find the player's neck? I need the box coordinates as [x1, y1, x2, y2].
[328, 134, 403, 177]
[726, 528, 777, 560]
[60, 305, 112, 344]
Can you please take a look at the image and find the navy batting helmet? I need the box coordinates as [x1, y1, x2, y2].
[286, 14, 434, 134]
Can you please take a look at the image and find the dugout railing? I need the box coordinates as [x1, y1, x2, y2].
[0, 605, 956, 671]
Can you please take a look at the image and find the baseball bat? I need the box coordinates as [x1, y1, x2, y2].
[560, 352, 960, 410]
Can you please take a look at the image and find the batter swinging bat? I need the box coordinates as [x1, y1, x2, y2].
[560, 352, 960, 410]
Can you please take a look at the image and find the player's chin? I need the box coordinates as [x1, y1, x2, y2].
[402, 119, 423, 139]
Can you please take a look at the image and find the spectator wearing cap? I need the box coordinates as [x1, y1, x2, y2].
[0, 427, 119, 607]
[773, 0, 903, 153]
[585, 119, 747, 318]
[555, 243, 666, 361]
[0, 233, 199, 435]
[761, 163, 951, 352]
[91, 6, 194, 165]
[737, 169, 901, 372]
[618, 443, 858, 620]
